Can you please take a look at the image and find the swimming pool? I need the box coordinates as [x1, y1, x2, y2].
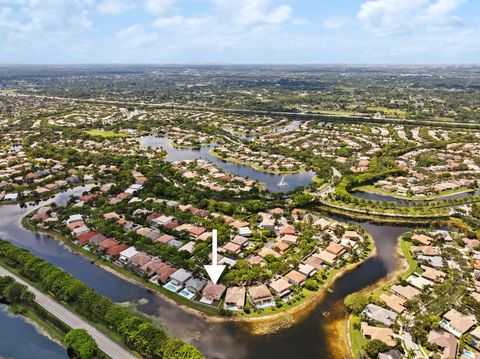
[163, 281, 181, 292]
[179, 289, 195, 300]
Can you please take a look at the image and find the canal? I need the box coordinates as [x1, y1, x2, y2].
[0, 187, 416, 359]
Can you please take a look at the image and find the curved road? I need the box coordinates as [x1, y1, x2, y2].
[0, 266, 136, 359]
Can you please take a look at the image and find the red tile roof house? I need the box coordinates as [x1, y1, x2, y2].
[285, 270, 307, 287]
[325, 242, 347, 256]
[248, 284, 274, 308]
[67, 220, 86, 230]
[279, 225, 296, 235]
[224, 287, 246, 310]
[106, 244, 129, 259]
[304, 255, 324, 270]
[130, 252, 153, 270]
[441, 309, 477, 337]
[155, 234, 175, 244]
[315, 250, 337, 266]
[155, 265, 177, 284]
[140, 259, 166, 278]
[98, 238, 119, 252]
[220, 242, 242, 256]
[188, 226, 207, 239]
[76, 231, 98, 246]
[88, 233, 107, 246]
[200, 282, 226, 305]
[412, 233, 434, 245]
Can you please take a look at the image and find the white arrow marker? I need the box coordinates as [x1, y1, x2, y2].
[204, 229, 225, 285]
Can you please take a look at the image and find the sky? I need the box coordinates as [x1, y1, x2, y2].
[0, 0, 479, 64]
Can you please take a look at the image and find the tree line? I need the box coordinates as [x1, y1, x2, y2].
[0, 239, 204, 359]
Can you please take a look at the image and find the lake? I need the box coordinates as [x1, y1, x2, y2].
[139, 135, 316, 193]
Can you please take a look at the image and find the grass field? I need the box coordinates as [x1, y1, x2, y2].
[349, 314, 367, 358]
[85, 130, 128, 137]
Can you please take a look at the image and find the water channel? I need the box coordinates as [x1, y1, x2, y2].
[0, 187, 416, 359]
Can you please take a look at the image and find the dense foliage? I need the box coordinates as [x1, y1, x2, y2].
[0, 240, 204, 359]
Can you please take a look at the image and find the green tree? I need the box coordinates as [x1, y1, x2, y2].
[364, 339, 389, 358]
[64, 329, 98, 359]
[344, 292, 368, 314]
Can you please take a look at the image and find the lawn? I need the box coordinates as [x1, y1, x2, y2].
[349, 314, 367, 358]
[85, 129, 128, 137]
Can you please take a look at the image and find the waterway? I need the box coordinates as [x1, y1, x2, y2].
[0, 304, 67, 359]
[139, 135, 315, 193]
[352, 189, 480, 202]
[0, 187, 418, 359]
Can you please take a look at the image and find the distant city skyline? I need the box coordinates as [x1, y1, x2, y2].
[0, 0, 479, 64]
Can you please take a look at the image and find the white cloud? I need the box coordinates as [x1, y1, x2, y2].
[213, 0, 292, 28]
[323, 16, 350, 29]
[357, 0, 467, 35]
[153, 14, 210, 29]
[116, 24, 157, 47]
[0, 0, 92, 35]
[97, 0, 134, 15]
[144, 0, 175, 15]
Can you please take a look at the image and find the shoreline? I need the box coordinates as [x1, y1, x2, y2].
[23, 214, 376, 335]
[343, 234, 410, 359]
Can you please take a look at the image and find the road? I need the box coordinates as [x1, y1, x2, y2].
[0, 265, 136, 359]
[4, 92, 480, 130]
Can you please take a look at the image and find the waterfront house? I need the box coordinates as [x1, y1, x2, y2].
[315, 250, 337, 266]
[106, 244, 129, 258]
[155, 265, 177, 284]
[269, 278, 292, 297]
[298, 263, 317, 277]
[248, 284, 274, 308]
[225, 286, 246, 310]
[362, 303, 397, 327]
[200, 282, 226, 304]
[285, 270, 306, 287]
[119, 247, 139, 264]
[169, 268, 192, 287]
[361, 322, 396, 347]
[185, 278, 208, 294]
[130, 252, 153, 269]
[140, 259, 166, 277]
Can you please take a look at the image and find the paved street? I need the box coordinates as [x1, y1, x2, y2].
[0, 265, 136, 359]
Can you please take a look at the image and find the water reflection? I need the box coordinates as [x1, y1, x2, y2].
[0, 305, 67, 359]
[139, 135, 315, 193]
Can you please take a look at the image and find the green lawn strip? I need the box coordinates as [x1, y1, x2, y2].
[349, 314, 368, 358]
[84, 130, 128, 138]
